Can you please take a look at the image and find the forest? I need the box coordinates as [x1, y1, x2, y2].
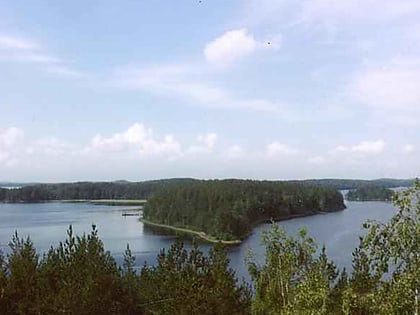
[0, 178, 412, 202]
[0, 180, 418, 314]
[0, 179, 195, 202]
[143, 179, 345, 241]
[346, 186, 394, 201]
[287, 178, 413, 190]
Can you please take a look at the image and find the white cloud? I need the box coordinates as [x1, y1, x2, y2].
[0, 127, 24, 148]
[0, 32, 88, 79]
[114, 64, 283, 113]
[204, 29, 257, 67]
[402, 144, 415, 154]
[0, 124, 416, 180]
[265, 142, 297, 158]
[350, 60, 420, 115]
[89, 123, 181, 158]
[203, 28, 280, 67]
[197, 133, 217, 149]
[333, 140, 385, 154]
[114, 63, 352, 123]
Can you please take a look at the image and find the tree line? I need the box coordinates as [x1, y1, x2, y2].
[287, 178, 413, 190]
[0, 180, 418, 314]
[144, 179, 345, 241]
[346, 186, 394, 201]
[0, 179, 195, 202]
[0, 178, 412, 202]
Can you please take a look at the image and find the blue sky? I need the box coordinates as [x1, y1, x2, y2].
[0, 0, 419, 182]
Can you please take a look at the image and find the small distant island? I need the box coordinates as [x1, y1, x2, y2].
[346, 186, 394, 201]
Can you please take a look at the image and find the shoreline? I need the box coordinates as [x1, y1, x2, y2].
[346, 198, 392, 202]
[141, 207, 345, 245]
[0, 199, 147, 206]
[140, 219, 242, 245]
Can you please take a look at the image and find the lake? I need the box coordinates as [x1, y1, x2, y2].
[0, 199, 397, 281]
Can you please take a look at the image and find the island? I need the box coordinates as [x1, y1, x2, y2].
[346, 186, 394, 201]
[143, 179, 346, 242]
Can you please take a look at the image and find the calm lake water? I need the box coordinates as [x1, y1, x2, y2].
[0, 199, 397, 281]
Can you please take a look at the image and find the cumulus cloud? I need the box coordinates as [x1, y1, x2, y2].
[204, 29, 257, 67]
[333, 140, 385, 154]
[204, 28, 280, 67]
[265, 142, 297, 158]
[89, 123, 181, 158]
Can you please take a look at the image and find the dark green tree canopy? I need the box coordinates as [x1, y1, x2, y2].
[144, 179, 345, 241]
[346, 186, 394, 201]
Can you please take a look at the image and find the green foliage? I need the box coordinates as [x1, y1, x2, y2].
[288, 178, 413, 190]
[0, 178, 412, 203]
[0, 178, 195, 202]
[138, 240, 250, 315]
[346, 186, 394, 201]
[6, 233, 39, 314]
[0, 180, 418, 314]
[36, 225, 128, 314]
[247, 225, 338, 314]
[0, 227, 249, 314]
[247, 180, 419, 314]
[144, 179, 345, 240]
[356, 179, 420, 314]
[0, 250, 10, 313]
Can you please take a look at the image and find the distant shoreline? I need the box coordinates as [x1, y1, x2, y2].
[346, 198, 392, 202]
[0, 199, 147, 206]
[62, 199, 147, 206]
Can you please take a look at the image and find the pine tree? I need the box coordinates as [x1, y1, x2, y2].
[6, 232, 39, 314]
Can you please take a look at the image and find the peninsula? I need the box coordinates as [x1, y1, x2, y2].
[143, 179, 346, 242]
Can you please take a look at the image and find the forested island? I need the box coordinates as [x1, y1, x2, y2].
[346, 186, 394, 201]
[143, 179, 345, 241]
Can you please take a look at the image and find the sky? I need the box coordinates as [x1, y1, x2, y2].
[0, 0, 419, 182]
